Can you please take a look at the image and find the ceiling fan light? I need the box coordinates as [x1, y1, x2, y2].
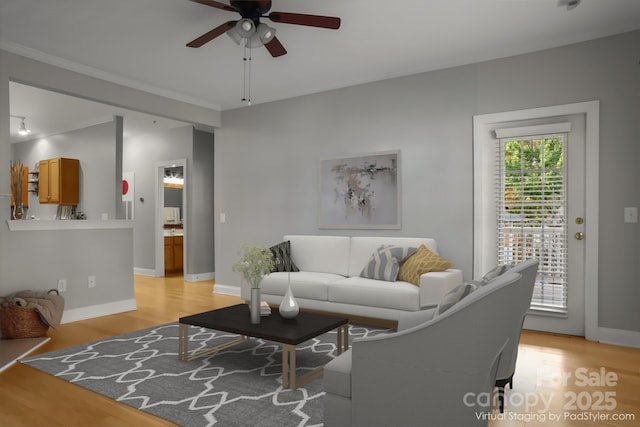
[246, 34, 264, 48]
[257, 23, 276, 44]
[234, 18, 256, 38]
[226, 28, 243, 45]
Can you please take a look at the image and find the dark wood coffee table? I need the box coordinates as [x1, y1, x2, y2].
[178, 304, 349, 389]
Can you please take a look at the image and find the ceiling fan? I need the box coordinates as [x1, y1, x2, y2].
[186, 0, 341, 57]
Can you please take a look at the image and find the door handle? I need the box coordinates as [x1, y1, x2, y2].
[575, 232, 584, 240]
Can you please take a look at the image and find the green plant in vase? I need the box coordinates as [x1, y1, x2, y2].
[232, 244, 275, 288]
[232, 244, 275, 324]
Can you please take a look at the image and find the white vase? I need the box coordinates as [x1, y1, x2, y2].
[279, 275, 299, 319]
[250, 288, 261, 324]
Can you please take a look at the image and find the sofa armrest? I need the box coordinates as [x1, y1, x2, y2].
[418, 269, 463, 308]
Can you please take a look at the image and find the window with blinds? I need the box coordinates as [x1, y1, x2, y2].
[496, 133, 568, 314]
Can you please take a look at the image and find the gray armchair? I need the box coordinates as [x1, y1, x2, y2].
[494, 258, 539, 412]
[323, 271, 528, 427]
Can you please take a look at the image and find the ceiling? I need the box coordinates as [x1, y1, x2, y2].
[2, 0, 640, 140]
[8, 83, 191, 143]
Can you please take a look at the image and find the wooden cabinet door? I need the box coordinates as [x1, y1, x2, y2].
[38, 160, 50, 203]
[49, 158, 61, 203]
[58, 158, 79, 205]
[37, 158, 80, 205]
[174, 236, 183, 271]
[164, 237, 174, 273]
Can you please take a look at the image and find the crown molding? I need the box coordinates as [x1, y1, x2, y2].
[0, 41, 222, 112]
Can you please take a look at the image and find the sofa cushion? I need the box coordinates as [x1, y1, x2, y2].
[348, 237, 438, 277]
[397, 244, 453, 286]
[260, 272, 344, 301]
[269, 240, 299, 272]
[328, 276, 420, 311]
[360, 245, 417, 282]
[284, 235, 351, 276]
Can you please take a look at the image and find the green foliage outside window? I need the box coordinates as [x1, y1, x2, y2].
[502, 136, 565, 226]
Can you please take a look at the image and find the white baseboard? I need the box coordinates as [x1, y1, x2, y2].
[214, 283, 241, 297]
[134, 268, 159, 277]
[61, 299, 137, 324]
[184, 272, 215, 282]
[597, 327, 640, 349]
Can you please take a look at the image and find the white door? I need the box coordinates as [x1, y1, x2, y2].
[474, 102, 600, 338]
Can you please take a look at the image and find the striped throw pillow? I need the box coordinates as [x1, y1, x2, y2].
[360, 245, 417, 282]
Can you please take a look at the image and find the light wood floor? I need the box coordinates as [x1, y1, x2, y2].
[0, 276, 638, 427]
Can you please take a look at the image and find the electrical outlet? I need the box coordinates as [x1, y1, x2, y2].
[624, 207, 638, 223]
[88, 275, 96, 288]
[57, 279, 67, 292]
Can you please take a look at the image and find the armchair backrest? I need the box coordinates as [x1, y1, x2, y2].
[495, 258, 539, 381]
[350, 271, 524, 427]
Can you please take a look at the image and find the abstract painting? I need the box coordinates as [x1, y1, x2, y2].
[319, 151, 400, 229]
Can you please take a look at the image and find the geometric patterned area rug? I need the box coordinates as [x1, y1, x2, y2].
[21, 322, 389, 427]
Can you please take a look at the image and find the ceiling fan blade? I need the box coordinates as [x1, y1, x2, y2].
[187, 21, 236, 48]
[189, 0, 238, 13]
[264, 36, 287, 57]
[267, 12, 341, 30]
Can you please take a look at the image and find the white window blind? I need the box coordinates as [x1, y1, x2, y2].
[496, 132, 569, 314]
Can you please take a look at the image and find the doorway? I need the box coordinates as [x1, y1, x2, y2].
[156, 159, 187, 277]
[473, 101, 600, 340]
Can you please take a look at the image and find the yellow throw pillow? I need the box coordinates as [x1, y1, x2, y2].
[397, 244, 452, 286]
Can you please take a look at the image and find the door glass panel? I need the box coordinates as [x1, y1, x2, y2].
[497, 134, 568, 313]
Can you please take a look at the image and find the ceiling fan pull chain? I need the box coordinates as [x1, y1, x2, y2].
[242, 44, 247, 104]
[247, 46, 252, 106]
[242, 44, 252, 106]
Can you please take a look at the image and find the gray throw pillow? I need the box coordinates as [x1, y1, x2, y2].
[472, 263, 514, 286]
[269, 240, 299, 272]
[434, 282, 478, 316]
[360, 245, 417, 282]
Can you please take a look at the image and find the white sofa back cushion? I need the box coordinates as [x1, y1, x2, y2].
[284, 235, 351, 276]
[348, 237, 438, 278]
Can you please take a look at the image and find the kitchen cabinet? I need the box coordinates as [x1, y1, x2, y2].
[164, 235, 183, 274]
[39, 158, 79, 205]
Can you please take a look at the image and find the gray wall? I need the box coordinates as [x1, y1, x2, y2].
[123, 126, 215, 277]
[0, 228, 133, 310]
[164, 187, 183, 215]
[123, 125, 192, 270]
[189, 129, 215, 277]
[0, 49, 219, 315]
[11, 120, 118, 220]
[10, 115, 216, 279]
[215, 30, 640, 333]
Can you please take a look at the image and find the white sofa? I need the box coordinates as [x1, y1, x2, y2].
[241, 235, 463, 323]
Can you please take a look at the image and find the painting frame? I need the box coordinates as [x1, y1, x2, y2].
[318, 150, 401, 229]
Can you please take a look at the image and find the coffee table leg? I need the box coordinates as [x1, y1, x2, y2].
[337, 324, 349, 355]
[282, 344, 296, 389]
[178, 323, 189, 361]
